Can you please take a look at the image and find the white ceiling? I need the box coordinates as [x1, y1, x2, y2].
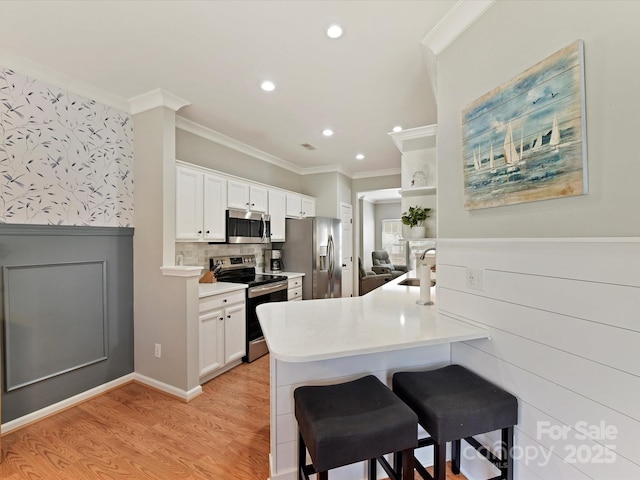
[0, 0, 459, 178]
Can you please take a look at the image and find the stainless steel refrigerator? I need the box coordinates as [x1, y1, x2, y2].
[284, 217, 342, 299]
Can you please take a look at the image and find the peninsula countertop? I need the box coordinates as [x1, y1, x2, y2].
[257, 271, 489, 363]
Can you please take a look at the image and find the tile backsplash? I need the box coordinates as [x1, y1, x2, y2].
[175, 243, 269, 272]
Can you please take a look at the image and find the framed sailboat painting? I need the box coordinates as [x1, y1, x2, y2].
[462, 40, 588, 210]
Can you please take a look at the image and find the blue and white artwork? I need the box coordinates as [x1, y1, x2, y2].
[0, 68, 133, 226]
[462, 40, 587, 210]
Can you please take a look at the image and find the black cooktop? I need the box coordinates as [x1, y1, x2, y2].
[219, 272, 288, 288]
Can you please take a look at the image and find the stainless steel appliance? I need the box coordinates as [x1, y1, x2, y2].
[284, 217, 342, 299]
[210, 255, 287, 362]
[225, 209, 271, 244]
[264, 249, 283, 273]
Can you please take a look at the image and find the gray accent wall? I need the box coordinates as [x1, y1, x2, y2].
[0, 224, 134, 422]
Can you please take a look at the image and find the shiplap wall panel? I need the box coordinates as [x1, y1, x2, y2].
[438, 238, 640, 480]
[438, 288, 640, 376]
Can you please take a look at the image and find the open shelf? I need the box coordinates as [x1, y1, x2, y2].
[400, 186, 437, 197]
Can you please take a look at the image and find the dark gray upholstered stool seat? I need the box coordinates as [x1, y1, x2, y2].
[393, 365, 518, 480]
[294, 375, 418, 480]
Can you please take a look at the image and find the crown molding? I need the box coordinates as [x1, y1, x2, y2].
[351, 167, 401, 180]
[128, 88, 190, 114]
[421, 0, 495, 55]
[388, 124, 437, 153]
[299, 164, 348, 176]
[0, 48, 130, 112]
[176, 116, 304, 175]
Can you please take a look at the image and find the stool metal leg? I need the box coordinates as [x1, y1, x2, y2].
[298, 432, 305, 480]
[503, 426, 514, 480]
[369, 458, 376, 480]
[451, 439, 461, 474]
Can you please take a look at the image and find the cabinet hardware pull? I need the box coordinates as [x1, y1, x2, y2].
[227, 315, 231, 319]
[219, 317, 223, 321]
[223, 299, 227, 303]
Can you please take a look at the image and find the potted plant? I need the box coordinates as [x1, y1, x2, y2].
[401, 206, 431, 239]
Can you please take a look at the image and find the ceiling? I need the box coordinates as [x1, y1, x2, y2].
[0, 0, 458, 178]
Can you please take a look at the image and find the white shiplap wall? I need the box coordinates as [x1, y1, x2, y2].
[437, 238, 640, 480]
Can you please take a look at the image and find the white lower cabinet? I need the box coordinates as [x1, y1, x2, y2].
[287, 276, 303, 301]
[199, 290, 246, 378]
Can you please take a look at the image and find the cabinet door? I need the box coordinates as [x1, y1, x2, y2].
[203, 173, 226, 242]
[224, 303, 246, 364]
[268, 190, 286, 242]
[199, 308, 224, 376]
[301, 197, 315, 218]
[249, 185, 268, 213]
[176, 166, 203, 241]
[227, 180, 249, 210]
[285, 193, 301, 218]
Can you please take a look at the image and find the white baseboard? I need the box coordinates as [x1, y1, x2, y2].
[1, 373, 203, 434]
[133, 373, 203, 401]
[1, 373, 136, 434]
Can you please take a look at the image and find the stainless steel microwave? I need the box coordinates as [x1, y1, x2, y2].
[226, 209, 271, 244]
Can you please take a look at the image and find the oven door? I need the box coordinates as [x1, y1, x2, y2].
[245, 280, 288, 362]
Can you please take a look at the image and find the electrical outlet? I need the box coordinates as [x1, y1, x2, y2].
[154, 343, 162, 358]
[466, 268, 484, 291]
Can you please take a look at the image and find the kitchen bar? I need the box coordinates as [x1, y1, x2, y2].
[257, 271, 489, 480]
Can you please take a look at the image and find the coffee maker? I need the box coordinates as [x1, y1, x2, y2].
[264, 249, 283, 273]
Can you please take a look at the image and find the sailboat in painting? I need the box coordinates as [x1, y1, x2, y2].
[503, 121, 520, 166]
[473, 148, 480, 171]
[550, 114, 560, 151]
[531, 132, 543, 151]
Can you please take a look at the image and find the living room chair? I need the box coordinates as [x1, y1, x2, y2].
[371, 250, 407, 278]
[359, 257, 391, 295]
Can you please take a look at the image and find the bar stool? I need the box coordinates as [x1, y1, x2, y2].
[294, 375, 418, 480]
[393, 365, 518, 480]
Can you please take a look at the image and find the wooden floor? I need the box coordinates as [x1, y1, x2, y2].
[0, 354, 466, 480]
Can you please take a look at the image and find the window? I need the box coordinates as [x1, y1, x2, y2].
[381, 219, 405, 266]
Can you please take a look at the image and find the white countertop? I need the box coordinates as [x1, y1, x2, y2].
[198, 281, 247, 298]
[262, 271, 305, 279]
[257, 271, 489, 362]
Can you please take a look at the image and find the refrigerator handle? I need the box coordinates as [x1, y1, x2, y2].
[327, 234, 334, 278]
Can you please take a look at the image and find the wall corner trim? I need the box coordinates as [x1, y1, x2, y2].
[133, 374, 203, 402]
[421, 0, 495, 55]
[128, 88, 191, 114]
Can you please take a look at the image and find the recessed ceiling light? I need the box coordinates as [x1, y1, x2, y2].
[322, 128, 334, 137]
[260, 80, 276, 92]
[326, 24, 343, 39]
[392, 126, 403, 132]
[355, 153, 365, 160]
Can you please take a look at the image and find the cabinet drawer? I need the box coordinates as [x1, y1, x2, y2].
[199, 290, 245, 313]
[288, 277, 302, 289]
[288, 287, 302, 301]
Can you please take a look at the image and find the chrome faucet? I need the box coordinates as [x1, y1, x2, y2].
[420, 248, 436, 261]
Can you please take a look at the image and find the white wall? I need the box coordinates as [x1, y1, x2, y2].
[361, 199, 375, 271]
[435, 1, 640, 479]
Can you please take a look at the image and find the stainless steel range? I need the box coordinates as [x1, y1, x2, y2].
[210, 254, 288, 362]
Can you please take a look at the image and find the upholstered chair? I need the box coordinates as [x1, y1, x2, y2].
[371, 250, 407, 278]
[359, 257, 391, 295]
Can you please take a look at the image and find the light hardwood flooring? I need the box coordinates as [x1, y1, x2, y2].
[0, 354, 466, 480]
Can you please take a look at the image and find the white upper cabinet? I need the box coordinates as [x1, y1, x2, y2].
[176, 166, 204, 241]
[227, 180, 249, 210]
[269, 189, 286, 242]
[286, 193, 315, 218]
[176, 164, 226, 242]
[301, 197, 315, 218]
[285, 193, 302, 218]
[249, 185, 268, 213]
[202, 173, 227, 241]
[227, 180, 267, 212]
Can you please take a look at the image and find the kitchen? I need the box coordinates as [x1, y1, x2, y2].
[1, 2, 639, 480]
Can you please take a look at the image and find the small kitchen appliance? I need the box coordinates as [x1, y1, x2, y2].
[264, 249, 283, 273]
